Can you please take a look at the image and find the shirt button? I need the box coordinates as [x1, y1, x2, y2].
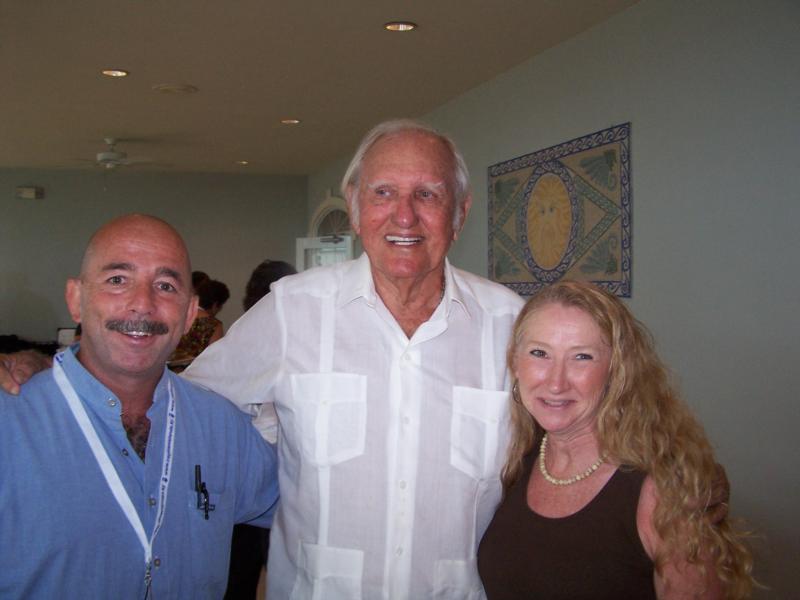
[399, 480, 407, 490]
[148, 496, 156, 507]
[153, 558, 162, 567]
[395, 547, 403, 557]
[402, 416, 410, 425]
[122, 448, 129, 456]
[404, 354, 412, 361]
[107, 398, 117, 407]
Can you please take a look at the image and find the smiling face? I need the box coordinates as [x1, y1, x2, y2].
[512, 302, 612, 439]
[65, 215, 198, 388]
[347, 131, 471, 288]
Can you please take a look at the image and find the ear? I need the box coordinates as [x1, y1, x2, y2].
[65, 278, 83, 324]
[453, 193, 473, 241]
[183, 295, 199, 335]
[509, 349, 521, 382]
[345, 184, 361, 235]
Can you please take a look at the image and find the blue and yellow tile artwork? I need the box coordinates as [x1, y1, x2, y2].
[488, 123, 631, 297]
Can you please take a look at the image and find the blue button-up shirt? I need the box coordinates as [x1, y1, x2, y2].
[0, 346, 279, 599]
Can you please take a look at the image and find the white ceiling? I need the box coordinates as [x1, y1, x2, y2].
[0, 0, 636, 175]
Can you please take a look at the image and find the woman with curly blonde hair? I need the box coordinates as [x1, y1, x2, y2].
[478, 281, 753, 599]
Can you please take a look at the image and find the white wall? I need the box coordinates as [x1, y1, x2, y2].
[308, 0, 799, 594]
[306, 156, 351, 220]
[1, 169, 307, 341]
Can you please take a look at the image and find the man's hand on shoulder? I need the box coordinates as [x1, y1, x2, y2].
[0, 351, 52, 395]
[705, 462, 730, 524]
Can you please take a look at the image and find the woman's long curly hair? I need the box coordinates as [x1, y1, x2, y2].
[503, 281, 754, 598]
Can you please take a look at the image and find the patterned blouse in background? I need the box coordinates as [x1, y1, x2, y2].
[170, 316, 221, 364]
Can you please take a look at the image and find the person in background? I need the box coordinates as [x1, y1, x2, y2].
[192, 270, 210, 294]
[225, 259, 296, 600]
[170, 279, 230, 365]
[477, 281, 754, 599]
[0, 214, 278, 599]
[243, 260, 297, 314]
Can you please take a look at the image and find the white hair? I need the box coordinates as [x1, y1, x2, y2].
[340, 119, 471, 229]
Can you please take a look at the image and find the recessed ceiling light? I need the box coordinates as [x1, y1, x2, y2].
[102, 69, 129, 78]
[235, 160, 249, 166]
[280, 118, 301, 125]
[384, 21, 417, 32]
[152, 83, 199, 95]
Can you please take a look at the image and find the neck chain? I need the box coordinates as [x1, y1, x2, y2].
[538, 433, 605, 486]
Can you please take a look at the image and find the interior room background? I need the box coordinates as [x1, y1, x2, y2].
[2, 1, 796, 596]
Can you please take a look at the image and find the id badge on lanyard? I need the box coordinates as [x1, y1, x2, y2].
[52, 352, 177, 598]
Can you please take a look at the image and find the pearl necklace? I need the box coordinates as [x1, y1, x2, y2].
[538, 434, 605, 486]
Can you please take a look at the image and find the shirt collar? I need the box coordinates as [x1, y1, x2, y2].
[59, 344, 172, 412]
[442, 259, 470, 319]
[336, 253, 471, 319]
[337, 253, 378, 308]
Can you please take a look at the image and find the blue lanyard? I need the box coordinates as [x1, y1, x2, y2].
[52, 352, 177, 593]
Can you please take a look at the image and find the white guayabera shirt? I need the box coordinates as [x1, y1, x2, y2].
[185, 254, 523, 599]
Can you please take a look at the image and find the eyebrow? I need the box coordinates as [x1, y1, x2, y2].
[365, 181, 392, 191]
[100, 263, 183, 283]
[365, 180, 447, 191]
[524, 339, 608, 351]
[157, 267, 183, 282]
[101, 262, 134, 272]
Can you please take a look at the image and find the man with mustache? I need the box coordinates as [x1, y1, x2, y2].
[1, 123, 730, 599]
[0, 214, 279, 599]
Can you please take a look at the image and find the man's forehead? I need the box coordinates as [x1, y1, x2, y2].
[362, 135, 453, 181]
[367, 131, 447, 158]
[83, 227, 190, 280]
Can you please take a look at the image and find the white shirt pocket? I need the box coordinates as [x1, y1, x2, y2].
[433, 557, 487, 600]
[290, 541, 364, 600]
[450, 387, 508, 481]
[290, 372, 367, 467]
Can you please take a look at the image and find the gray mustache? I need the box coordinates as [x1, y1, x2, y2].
[106, 319, 169, 335]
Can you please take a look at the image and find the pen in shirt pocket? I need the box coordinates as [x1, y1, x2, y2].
[194, 464, 215, 520]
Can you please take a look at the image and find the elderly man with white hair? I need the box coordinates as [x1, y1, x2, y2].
[1, 120, 734, 599]
[185, 119, 523, 598]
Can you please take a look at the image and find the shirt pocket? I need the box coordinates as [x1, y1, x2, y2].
[433, 557, 486, 600]
[290, 372, 367, 467]
[450, 387, 508, 481]
[184, 488, 232, 587]
[290, 541, 364, 600]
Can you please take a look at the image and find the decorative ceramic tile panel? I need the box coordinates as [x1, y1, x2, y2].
[488, 123, 631, 297]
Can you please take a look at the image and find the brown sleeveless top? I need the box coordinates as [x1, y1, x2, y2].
[478, 452, 656, 599]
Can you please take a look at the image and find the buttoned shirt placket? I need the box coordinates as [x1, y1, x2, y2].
[52, 353, 177, 596]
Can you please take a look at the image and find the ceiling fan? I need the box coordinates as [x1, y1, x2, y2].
[94, 137, 153, 169]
